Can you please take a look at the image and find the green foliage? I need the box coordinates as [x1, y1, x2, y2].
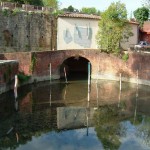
[62, 5, 79, 13]
[0, 0, 58, 7]
[93, 105, 121, 149]
[12, 8, 21, 15]
[96, 1, 132, 54]
[142, 0, 150, 9]
[0, 0, 37, 5]
[67, 5, 74, 12]
[42, 0, 58, 9]
[30, 53, 37, 73]
[133, 7, 149, 27]
[52, 9, 64, 16]
[2, 9, 9, 16]
[122, 53, 129, 61]
[81, 7, 100, 15]
[27, 0, 43, 6]
[6, 0, 25, 4]
[18, 71, 31, 83]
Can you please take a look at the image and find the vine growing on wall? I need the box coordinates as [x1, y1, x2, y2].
[30, 53, 37, 73]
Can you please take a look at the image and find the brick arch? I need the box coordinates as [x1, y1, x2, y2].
[31, 50, 99, 80]
[59, 55, 91, 79]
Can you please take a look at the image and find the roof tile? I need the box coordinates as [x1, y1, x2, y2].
[58, 13, 101, 20]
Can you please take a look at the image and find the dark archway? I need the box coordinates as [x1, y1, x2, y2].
[60, 56, 91, 80]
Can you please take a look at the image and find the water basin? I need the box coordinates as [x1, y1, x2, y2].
[0, 79, 150, 150]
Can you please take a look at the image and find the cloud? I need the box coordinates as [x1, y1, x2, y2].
[16, 127, 103, 150]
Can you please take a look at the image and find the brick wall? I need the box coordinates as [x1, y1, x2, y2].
[0, 60, 18, 94]
[1, 52, 31, 75]
[1, 50, 150, 93]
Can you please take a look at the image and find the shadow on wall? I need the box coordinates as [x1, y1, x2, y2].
[3, 30, 13, 47]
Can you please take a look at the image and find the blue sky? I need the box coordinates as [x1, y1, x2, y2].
[58, 0, 144, 18]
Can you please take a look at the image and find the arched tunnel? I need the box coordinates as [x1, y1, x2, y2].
[60, 56, 91, 80]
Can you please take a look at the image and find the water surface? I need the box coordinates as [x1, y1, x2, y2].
[1, 79, 150, 150]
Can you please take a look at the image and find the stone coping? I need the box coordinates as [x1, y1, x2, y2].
[0, 60, 18, 63]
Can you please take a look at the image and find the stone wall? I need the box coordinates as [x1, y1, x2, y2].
[0, 10, 57, 52]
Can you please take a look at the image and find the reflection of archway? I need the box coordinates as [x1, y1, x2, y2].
[60, 56, 91, 80]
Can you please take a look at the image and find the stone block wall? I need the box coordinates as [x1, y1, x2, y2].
[0, 10, 57, 53]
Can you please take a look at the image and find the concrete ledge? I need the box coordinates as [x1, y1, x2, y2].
[92, 73, 150, 86]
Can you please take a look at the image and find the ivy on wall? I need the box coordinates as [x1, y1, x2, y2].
[30, 52, 37, 73]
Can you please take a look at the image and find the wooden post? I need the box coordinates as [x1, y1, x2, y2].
[64, 67, 68, 84]
[96, 82, 99, 107]
[49, 86, 51, 107]
[14, 75, 18, 111]
[14, 75, 18, 99]
[118, 89, 121, 108]
[134, 82, 138, 123]
[87, 62, 91, 102]
[14, 75, 18, 89]
[120, 73, 122, 91]
[118, 73, 122, 108]
[86, 108, 89, 136]
[88, 62, 91, 90]
[87, 91, 90, 102]
[137, 70, 139, 86]
[63, 84, 67, 100]
[49, 63, 51, 83]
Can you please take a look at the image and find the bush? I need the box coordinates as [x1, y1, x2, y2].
[18, 72, 31, 83]
[122, 53, 129, 62]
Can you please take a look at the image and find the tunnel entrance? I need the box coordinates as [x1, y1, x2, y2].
[60, 56, 91, 80]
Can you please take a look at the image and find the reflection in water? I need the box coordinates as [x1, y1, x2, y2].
[134, 84, 138, 124]
[57, 107, 94, 131]
[14, 87, 18, 111]
[49, 86, 52, 107]
[1, 80, 150, 150]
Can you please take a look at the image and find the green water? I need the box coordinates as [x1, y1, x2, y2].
[1, 80, 150, 150]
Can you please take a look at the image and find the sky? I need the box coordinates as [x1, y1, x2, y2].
[58, 0, 144, 18]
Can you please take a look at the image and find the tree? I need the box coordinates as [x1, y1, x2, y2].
[96, 1, 133, 54]
[62, 5, 79, 12]
[0, 0, 59, 7]
[26, 0, 43, 6]
[67, 5, 74, 12]
[0, 0, 43, 5]
[142, 0, 150, 9]
[81, 7, 100, 15]
[0, 0, 23, 3]
[42, 0, 58, 9]
[93, 105, 122, 149]
[133, 7, 149, 27]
